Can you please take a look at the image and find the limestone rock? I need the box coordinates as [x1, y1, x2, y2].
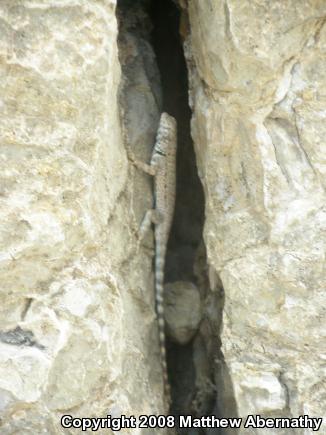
[0, 1, 167, 432]
[229, 362, 287, 415]
[1, 0, 325, 431]
[165, 281, 202, 345]
[186, 0, 326, 426]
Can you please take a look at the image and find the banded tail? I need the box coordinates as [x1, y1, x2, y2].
[155, 243, 171, 407]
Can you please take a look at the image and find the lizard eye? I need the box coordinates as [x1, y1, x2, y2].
[156, 148, 166, 156]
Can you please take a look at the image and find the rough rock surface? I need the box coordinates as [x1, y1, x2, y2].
[0, 1, 166, 433]
[186, 0, 326, 430]
[165, 281, 202, 345]
[1, 0, 325, 433]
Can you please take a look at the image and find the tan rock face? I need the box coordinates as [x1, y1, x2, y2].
[1, 0, 325, 431]
[165, 281, 202, 345]
[187, 0, 326, 425]
[0, 1, 166, 432]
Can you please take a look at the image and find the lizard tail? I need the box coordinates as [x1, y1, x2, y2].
[155, 248, 171, 408]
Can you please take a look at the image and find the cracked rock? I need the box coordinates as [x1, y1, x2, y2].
[165, 281, 202, 345]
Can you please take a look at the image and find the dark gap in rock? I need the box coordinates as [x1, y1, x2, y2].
[117, 0, 235, 430]
[148, 1, 200, 278]
[149, 2, 238, 431]
[148, 1, 220, 432]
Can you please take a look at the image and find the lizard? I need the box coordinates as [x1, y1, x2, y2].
[126, 112, 177, 408]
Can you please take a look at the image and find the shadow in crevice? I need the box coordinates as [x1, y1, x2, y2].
[117, 0, 238, 431]
[149, 2, 238, 432]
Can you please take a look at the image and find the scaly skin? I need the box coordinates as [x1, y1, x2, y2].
[126, 112, 177, 408]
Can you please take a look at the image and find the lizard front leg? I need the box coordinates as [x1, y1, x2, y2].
[125, 146, 157, 176]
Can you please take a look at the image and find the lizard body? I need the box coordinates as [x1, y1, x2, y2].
[126, 112, 177, 406]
